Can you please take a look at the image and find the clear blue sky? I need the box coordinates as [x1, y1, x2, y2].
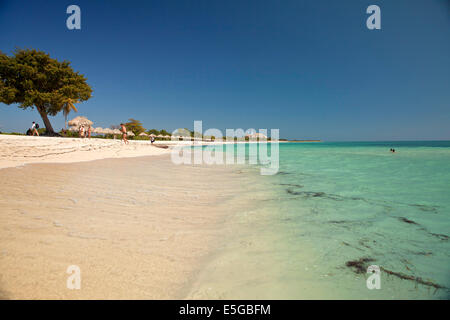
[1, 0, 449, 140]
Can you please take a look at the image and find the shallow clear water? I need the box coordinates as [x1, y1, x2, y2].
[188, 141, 450, 299]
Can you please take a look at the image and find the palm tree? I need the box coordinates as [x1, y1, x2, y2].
[62, 98, 79, 129]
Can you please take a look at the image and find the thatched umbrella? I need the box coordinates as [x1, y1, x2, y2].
[68, 116, 93, 128]
[113, 129, 122, 135]
[103, 128, 114, 135]
[69, 126, 78, 132]
[139, 132, 148, 137]
[127, 131, 135, 137]
[93, 127, 104, 134]
[163, 135, 171, 139]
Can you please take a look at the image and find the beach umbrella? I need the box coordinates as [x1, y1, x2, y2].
[127, 131, 135, 136]
[163, 135, 171, 139]
[139, 132, 148, 136]
[69, 126, 78, 132]
[149, 134, 156, 137]
[103, 128, 114, 134]
[93, 127, 104, 134]
[113, 129, 122, 135]
[68, 116, 93, 128]
[157, 134, 164, 138]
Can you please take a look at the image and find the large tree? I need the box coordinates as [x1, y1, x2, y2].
[0, 49, 92, 135]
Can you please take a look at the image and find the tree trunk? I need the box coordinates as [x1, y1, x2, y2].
[36, 105, 55, 135]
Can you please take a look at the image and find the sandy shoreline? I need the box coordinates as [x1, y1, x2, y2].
[0, 134, 279, 299]
[0, 135, 176, 170]
[0, 135, 255, 298]
[0, 135, 284, 170]
[0, 152, 252, 299]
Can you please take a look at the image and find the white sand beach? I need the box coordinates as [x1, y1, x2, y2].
[0, 135, 173, 170]
[0, 136, 257, 299]
[0, 135, 250, 170]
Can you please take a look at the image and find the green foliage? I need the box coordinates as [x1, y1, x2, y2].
[0, 48, 92, 133]
[159, 129, 171, 136]
[131, 135, 150, 141]
[147, 128, 160, 136]
[125, 118, 145, 135]
[0, 132, 25, 135]
[60, 129, 79, 138]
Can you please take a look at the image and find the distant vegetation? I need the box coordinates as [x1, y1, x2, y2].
[125, 118, 146, 135]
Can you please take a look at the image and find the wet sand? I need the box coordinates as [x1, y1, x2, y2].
[0, 154, 249, 299]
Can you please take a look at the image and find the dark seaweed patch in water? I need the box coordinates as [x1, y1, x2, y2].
[398, 217, 419, 225]
[286, 189, 301, 195]
[380, 267, 447, 290]
[285, 189, 348, 202]
[349, 196, 366, 201]
[329, 220, 349, 224]
[345, 257, 376, 274]
[279, 183, 304, 188]
[429, 233, 449, 241]
[283, 187, 381, 204]
[286, 189, 326, 197]
[397, 218, 449, 241]
[409, 204, 439, 213]
[346, 258, 448, 291]
[414, 251, 433, 256]
[358, 239, 375, 249]
[277, 171, 291, 175]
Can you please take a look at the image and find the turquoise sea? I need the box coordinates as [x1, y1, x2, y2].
[188, 141, 450, 299]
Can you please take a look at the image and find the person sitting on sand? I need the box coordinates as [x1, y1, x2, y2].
[31, 121, 39, 136]
[120, 123, 128, 144]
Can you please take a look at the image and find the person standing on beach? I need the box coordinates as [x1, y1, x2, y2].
[120, 123, 128, 144]
[87, 126, 92, 139]
[79, 125, 85, 138]
[31, 121, 39, 136]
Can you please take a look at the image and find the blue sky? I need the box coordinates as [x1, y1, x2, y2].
[1, 0, 449, 140]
